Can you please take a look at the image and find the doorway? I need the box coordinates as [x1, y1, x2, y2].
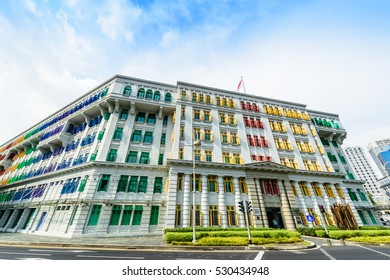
[266, 208, 284, 229]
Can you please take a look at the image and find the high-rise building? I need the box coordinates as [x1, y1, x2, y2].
[367, 138, 390, 176]
[0, 75, 380, 237]
[343, 146, 384, 201]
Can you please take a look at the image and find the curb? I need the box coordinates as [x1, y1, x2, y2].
[0, 241, 316, 251]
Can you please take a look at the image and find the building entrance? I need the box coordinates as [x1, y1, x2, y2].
[266, 208, 284, 229]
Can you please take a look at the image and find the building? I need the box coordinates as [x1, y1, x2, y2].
[343, 147, 384, 200]
[367, 138, 390, 177]
[0, 75, 380, 238]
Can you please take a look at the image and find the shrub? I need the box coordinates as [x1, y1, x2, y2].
[296, 227, 316, 237]
[328, 230, 390, 239]
[359, 226, 390, 231]
[196, 237, 248, 246]
[346, 236, 390, 244]
[252, 237, 301, 245]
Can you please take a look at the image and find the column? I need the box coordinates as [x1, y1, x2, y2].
[292, 181, 311, 227]
[218, 176, 227, 228]
[278, 180, 295, 230]
[164, 172, 178, 229]
[182, 174, 191, 227]
[233, 177, 245, 227]
[309, 184, 322, 226]
[257, 179, 269, 228]
[201, 175, 209, 227]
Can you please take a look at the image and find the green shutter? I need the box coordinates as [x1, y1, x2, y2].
[132, 206, 143, 225]
[117, 175, 129, 192]
[97, 174, 111, 192]
[153, 177, 163, 193]
[120, 205, 133, 225]
[109, 205, 122, 225]
[87, 205, 102, 226]
[149, 206, 159, 225]
[357, 210, 367, 225]
[367, 210, 377, 224]
[138, 177, 148, 193]
[128, 176, 138, 192]
[78, 176, 89, 192]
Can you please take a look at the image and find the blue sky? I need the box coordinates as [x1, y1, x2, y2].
[1, 0, 390, 150]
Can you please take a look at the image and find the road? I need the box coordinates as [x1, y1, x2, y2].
[0, 244, 389, 260]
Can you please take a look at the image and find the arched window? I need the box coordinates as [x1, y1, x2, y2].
[137, 88, 145, 98]
[153, 91, 161, 101]
[66, 124, 75, 133]
[165, 93, 172, 102]
[181, 91, 187, 100]
[145, 89, 153, 99]
[123, 86, 132, 96]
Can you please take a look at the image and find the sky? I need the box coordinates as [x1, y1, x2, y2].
[0, 0, 390, 150]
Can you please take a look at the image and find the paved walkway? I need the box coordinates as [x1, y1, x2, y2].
[0, 232, 316, 250]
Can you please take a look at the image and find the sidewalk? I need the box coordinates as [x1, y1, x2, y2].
[0, 232, 316, 251]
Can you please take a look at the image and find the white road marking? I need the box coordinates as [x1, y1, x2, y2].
[15, 258, 50, 260]
[254, 251, 264, 260]
[290, 251, 307, 254]
[319, 248, 336, 260]
[29, 249, 96, 253]
[0, 251, 51, 256]
[76, 255, 144, 259]
[354, 244, 390, 258]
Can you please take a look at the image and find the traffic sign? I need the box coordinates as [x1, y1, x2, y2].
[306, 215, 315, 222]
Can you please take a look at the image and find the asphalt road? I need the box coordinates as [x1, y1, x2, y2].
[0, 244, 389, 260]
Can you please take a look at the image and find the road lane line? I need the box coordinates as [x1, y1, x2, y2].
[29, 249, 96, 253]
[319, 248, 336, 260]
[76, 255, 144, 259]
[0, 251, 51, 256]
[354, 244, 390, 258]
[254, 251, 264, 260]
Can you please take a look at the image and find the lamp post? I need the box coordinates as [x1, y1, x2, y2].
[192, 138, 201, 244]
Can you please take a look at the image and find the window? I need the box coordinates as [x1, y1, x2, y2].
[177, 174, 183, 191]
[128, 176, 138, 192]
[119, 109, 128, 120]
[165, 93, 172, 102]
[324, 184, 335, 198]
[132, 206, 143, 225]
[367, 210, 377, 224]
[239, 178, 247, 193]
[180, 126, 185, 139]
[335, 185, 344, 198]
[147, 114, 156, 124]
[145, 89, 153, 99]
[205, 150, 212, 162]
[298, 182, 310, 196]
[153, 177, 163, 193]
[222, 152, 231, 164]
[149, 206, 160, 225]
[138, 176, 148, 193]
[231, 132, 239, 145]
[123, 86, 132, 96]
[179, 148, 184, 160]
[127, 151, 138, 163]
[163, 116, 168, 126]
[143, 131, 153, 143]
[208, 176, 217, 192]
[194, 109, 201, 120]
[158, 154, 164, 165]
[209, 206, 219, 226]
[191, 175, 201, 191]
[181, 91, 187, 100]
[204, 111, 211, 122]
[153, 91, 161, 101]
[181, 107, 186, 118]
[221, 131, 228, 143]
[87, 205, 102, 226]
[357, 210, 367, 225]
[131, 130, 142, 142]
[190, 205, 201, 226]
[97, 175, 111, 192]
[136, 112, 146, 122]
[160, 133, 166, 145]
[233, 153, 241, 164]
[137, 88, 145, 98]
[117, 175, 129, 192]
[224, 177, 234, 193]
[120, 205, 133, 225]
[227, 206, 237, 226]
[192, 92, 198, 102]
[106, 149, 117, 162]
[347, 188, 359, 201]
[194, 149, 201, 161]
[219, 113, 226, 124]
[175, 205, 182, 226]
[311, 183, 323, 197]
[139, 152, 150, 164]
[204, 129, 212, 142]
[193, 128, 201, 141]
[113, 127, 123, 141]
[109, 205, 122, 225]
[357, 189, 368, 201]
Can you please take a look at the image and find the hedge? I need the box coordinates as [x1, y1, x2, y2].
[328, 230, 390, 239]
[164, 227, 275, 233]
[346, 236, 390, 244]
[165, 230, 301, 244]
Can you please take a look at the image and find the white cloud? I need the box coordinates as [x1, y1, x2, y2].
[96, 0, 142, 42]
[159, 30, 179, 47]
[23, 0, 44, 17]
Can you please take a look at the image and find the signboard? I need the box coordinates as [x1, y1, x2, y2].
[253, 208, 261, 216]
[306, 215, 315, 223]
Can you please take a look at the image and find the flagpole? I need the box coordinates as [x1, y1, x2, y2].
[241, 76, 247, 94]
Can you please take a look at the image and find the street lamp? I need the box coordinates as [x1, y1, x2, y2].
[192, 138, 201, 244]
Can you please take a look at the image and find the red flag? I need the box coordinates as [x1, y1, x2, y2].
[237, 78, 243, 91]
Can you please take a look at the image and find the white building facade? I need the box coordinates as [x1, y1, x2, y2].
[0, 75, 380, 237]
